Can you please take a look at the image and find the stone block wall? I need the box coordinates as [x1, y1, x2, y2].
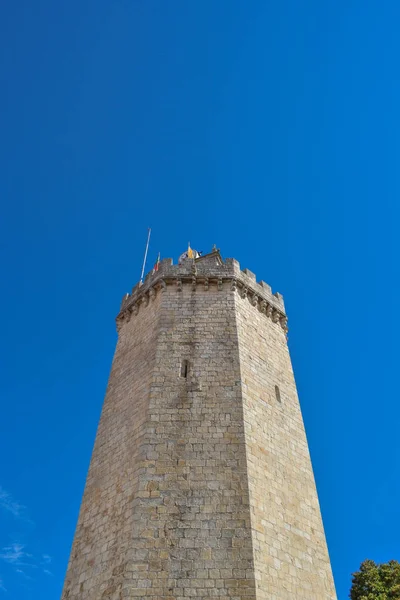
[235, 294, 336, 599]
[120, 280, 256, 598]
[62, 250, 336, 599]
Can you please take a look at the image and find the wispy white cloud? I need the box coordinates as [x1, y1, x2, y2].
[0, 488, 25, 519]
[0, 544, 32, 566]
[15, 568, 33, 581]
[0, 485, 53, 591]
[40, 554, 52, 575]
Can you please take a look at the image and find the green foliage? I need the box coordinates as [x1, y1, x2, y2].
[350, 560, 400, 600]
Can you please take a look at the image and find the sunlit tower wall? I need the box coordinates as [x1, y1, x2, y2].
[61, 247, 336, 600]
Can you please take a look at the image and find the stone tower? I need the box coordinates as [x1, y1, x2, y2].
[62, 247, 336, 600]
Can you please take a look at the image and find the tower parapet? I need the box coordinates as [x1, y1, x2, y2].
[118, 248, 288, 335]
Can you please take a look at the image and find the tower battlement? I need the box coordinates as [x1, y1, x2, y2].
[118, 249, 287, 335]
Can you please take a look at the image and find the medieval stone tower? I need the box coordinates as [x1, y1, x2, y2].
[62, 247, 336, 600]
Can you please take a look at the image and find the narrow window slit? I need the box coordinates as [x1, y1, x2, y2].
[275, 385, 281, 403]
[180, 360, 189, 378]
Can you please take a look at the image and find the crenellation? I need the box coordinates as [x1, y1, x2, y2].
[258, 281, 272, 294]
[160, 257, 173, 268]
[273, 291, 285, 309]
[121, 293, 130, 310]
[224, 257, 240, 271]
[242, 268, 256, 281]
[120, 254, 285, 331]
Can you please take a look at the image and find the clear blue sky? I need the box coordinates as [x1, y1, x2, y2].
[1, 1, 399, 598]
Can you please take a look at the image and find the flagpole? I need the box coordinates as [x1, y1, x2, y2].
[140, 227, 151, 285]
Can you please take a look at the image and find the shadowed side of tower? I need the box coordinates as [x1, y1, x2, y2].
[61, 248, 336, 599]
[62, 287, 163, 598]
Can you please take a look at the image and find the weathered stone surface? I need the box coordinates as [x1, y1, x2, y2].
[62, 250, 336, 599]
[235, 293, 336, 599]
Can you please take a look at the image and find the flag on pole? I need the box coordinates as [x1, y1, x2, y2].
[187, 243, 194, 259]
[153, 252, 161, 273]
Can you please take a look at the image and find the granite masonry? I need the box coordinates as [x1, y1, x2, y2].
[61, 248, 336, 600]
